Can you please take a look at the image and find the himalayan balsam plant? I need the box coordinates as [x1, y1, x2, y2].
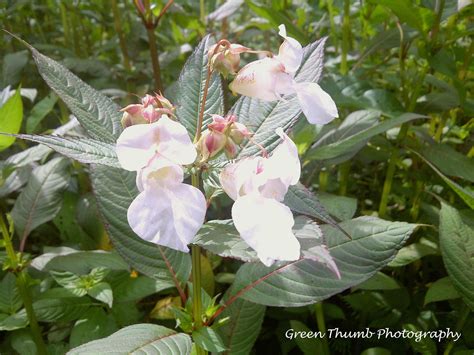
[3, 25, 418, 354]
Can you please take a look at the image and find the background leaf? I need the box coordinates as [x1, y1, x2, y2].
[67, 324, 192, 354]
[11, 157, 70, 241]
[0, 88, 23, 151]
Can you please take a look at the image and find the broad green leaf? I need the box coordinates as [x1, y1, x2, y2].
[15, 134, 120, 168]
[2, 50, 29, 86]
[0, 88, 23, 151]
[229, 217, 416, 306]
[0, 165, 31, 198]
[31, 248, 129, 274]
[69, 308, 118, 349]
[306, 113, 425, 160]
[25, 42, 122, 142]
[215, 297, 265, 355]
[318, 192, 357, 221]
[0, 273, 22, 314]
[90, 165, 192, 284]
[355, 272, 400, 290]
[194, 220, 258, 262]
[439, 203, 474, 310]
[375, 0, 424, 32]
[192, 327, 227, 353]
[424, 277, 460, 305]
[25, 93, 57, 133]
[67, 324, 192, 355]
[11, 157, 70, 240]
[175, 35, 223, 138]
[289, 320, 326, 355]
[233, 37, 327, 158]
[88, 282, 113, 308]
[388, 239, 438, 267]
[10, 329, 37, 355]
[284, 184, 343, 232]
[50, 271, 88, 297]
[413, 150, 474, 209]
[112, 274, 173, 303]
[419, 143, 474, 183]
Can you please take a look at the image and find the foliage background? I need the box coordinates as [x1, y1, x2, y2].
[0, 0, 473, 354]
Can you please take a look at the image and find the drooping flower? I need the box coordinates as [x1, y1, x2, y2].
[219, 128, 301, 266]
[229, 25, 338, 125]
[116, 115, 197, 172]
[127, 157, 206, 253]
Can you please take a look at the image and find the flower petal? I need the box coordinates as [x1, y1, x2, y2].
[276, 24, 303, 74]
[127, 183, 207, 253]
[232, 195, 300, 266]
[136, 157, 184, 192]
[295, 82, 339, 125]
[155, 115, 197, 165]
[116, 122, 159, 171]
[229, 58, 286, 101]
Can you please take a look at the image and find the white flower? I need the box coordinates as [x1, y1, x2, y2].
[127, 157, 207, 253]
[115, 115, 197, 172]
[219, 128, 301, 266]
[229, 25, 338, 125]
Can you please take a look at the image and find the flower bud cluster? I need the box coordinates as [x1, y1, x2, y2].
[208, 43, 250, 78]
[197, 114, 252, 161]
[121, 93, 175, 128]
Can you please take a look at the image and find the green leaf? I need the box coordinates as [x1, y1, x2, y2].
[0, 311, 28, 331]
[376, 0, 424, 32]
[355, 272, 400, 290]
[10, 329, 37, 355]
[0, 87, 23, 151]
[284, 184, 343, 232]
[229, 217, 416, 306]
[11, 157, 70, 240]
[0, 273, 22, 314]
[27, 43, 122, 142]
[318, 192, 357, 221]
[68, 324, 192, 354]
[289, 320, 326, 355]
[50, 271, 87, 297]
[439, 203, 474, 310]
[419, 143, 474, 183]
[194, 220, 258, 262]
[306, 113, 425, 160]
[90, 165, 192, 284]
[15, 134, 120, 168]
[388, 239, 438, 267]
[2, 50, 29, 86]
[88, 282, 113, 308]
[234, 37, 327, 158]
[25, 93, 57, 133]
[175, 35, 223, 138]
[69, 308, 118, 349]
[424, 277, 460, 305]
[192, 327, 227, 353]
[33, 297, 92, 322]
[31, 248, 129, 274]
[403, 324, 437, 355]
[215, 297, 265, 355]
[413, 150, 474, 209]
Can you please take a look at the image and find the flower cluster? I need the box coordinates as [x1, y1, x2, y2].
[115, 24, 338, 266]
[116, 114, 206, 253]
[197, 114, 252, 161]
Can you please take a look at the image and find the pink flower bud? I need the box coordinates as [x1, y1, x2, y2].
[120, 93, 176, 127]
[198, 130, 227, 161]
[208, 43, 251, 77]
[229, 122, 251, 144]
[224, 139, 239, 159]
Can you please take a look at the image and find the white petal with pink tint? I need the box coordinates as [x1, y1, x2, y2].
[276, 24, 303, 74]
[232, 194, 300, 266]
[127, 181, 206, 253]
[294, 82, 339, 125]
[155, 116, 197, 165]
[116, 122, 158, 171]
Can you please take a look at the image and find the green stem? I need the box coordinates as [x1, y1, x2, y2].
[59, 2, 71, 49]
[443, 303, 470, 355]
[327, 0, 338, 53]
[338, 161, 351, 196]
[315, 303, 330, 355]
[0, 215, 46, 355]
[200, 0, 206, 24]
[319, 170, 329, 192]
[340, 0, 351, 75]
